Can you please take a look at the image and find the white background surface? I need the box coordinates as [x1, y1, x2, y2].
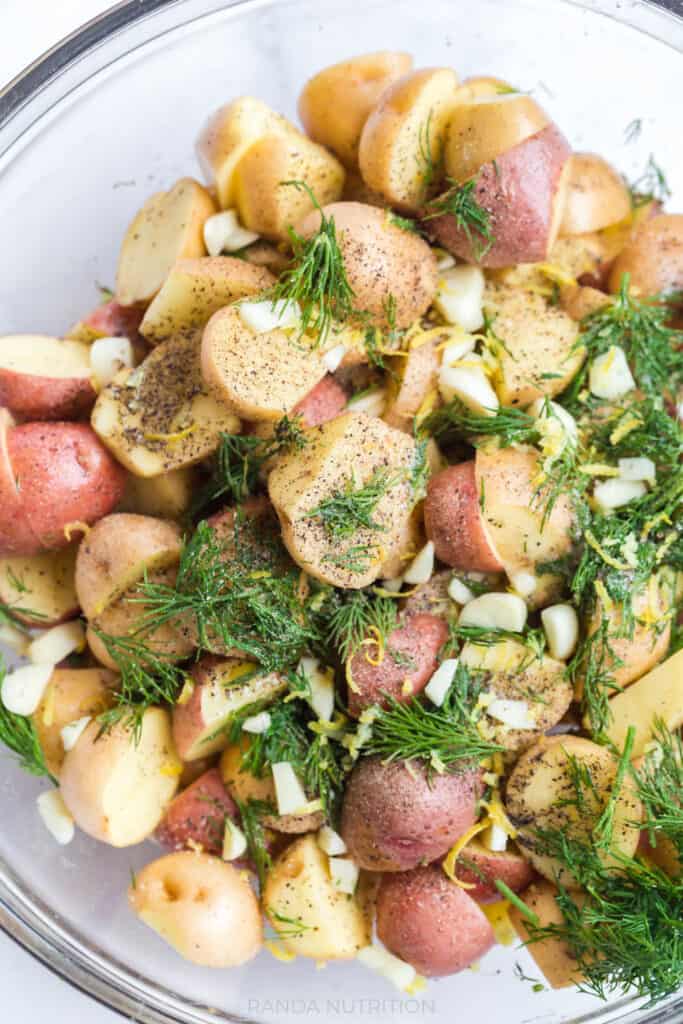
[1, 8, 120, 1021]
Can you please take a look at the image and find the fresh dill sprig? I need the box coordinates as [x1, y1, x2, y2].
[628, 154, 671, 209]
[424, 176, 494, 260]
[624, 118, 642, 145]
[422, 397, 537, 446]
[267, 908, 313, 938]
[387, 212, 421, 235]
[0, 660, 54, 780]
[323, 588, 398, 661]
[588, 396, 683, 473]
[307, 466, 403, 540]
[367, 661, 503, 770]
[235, 797, 274, 886]
[322, 545, 378, 575]
[634, 719, 683, 859]
[268, 181, 355, 344]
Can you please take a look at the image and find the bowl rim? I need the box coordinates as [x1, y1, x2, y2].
[1, 0, 683, 1022]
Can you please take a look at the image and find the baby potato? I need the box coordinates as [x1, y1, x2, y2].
[233, 133, 345, 241]
[508, 880, 585, 989]
[292, 374, 348, 428]
[0, 544, 79, 626]
[75, 512, 182, 620]
[119, 468, 196, 521]
[66, 298, 145, 345]
[341, 756, 480, 871]
[359, 67, 460, 211]
[424, 461, 505, 574]
[267, 412, 417, 589]
[196, 96, 296, 208]
[298, 51, 413, 168]
[60, 707, 181, 846]
[156, 768, 237, 855]
[297, 202, 437, 329]
[451, 838, 534, 902]
[92, 331, 239, 477]
[444, 92, 550, 184]
[483, 282, 583, 406]
[383, 338, 440, 432]
[139, 257, 275, 344]
[559, 153, 631, 236]
[376, 865, 495, 976]
[460, 639, 573, 753]
[608, 213, 683, 296]
[116, 178, 216, 306]
[201, 306, 327, 421]
[505, 735, 642, 889]
[0, 335, 95, 421]
[129, 851, 263, 966]
[263, 834, 371, 958]
[605, 648, 683, 757]
[31, 667, 116, 779]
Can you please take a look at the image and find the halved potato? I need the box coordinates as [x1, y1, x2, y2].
[0, 545, 79, 625]
[32, 667, 116, 778]
[268, 411, 417, 588]
[298, 51, 413, 168]
[505, 735, 642, 889]
[196, 96, 296, 208]
[74, 512, 182, 620]
[139, 257, 274, 344]
[608, 213, 683, 296]
[559, 153, 631, 236]
[444, 93, 550, 184]
[483, 282, 583, 406]
[232, 133, 345, 241]
[359, 67, 460, 211]
[0, 335, 94, 420]
[201, 305, 326, 421]
[119, 468, 195, 520]
[383, 338, 440, 431]
[508, 880, 585, 989]
[604, 648, 683, 757]
[116, 178, 217, 306]
[92, 331, 239, 476]
[263, 834, 371, 959]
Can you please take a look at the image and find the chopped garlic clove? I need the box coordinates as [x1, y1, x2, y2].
[298, 656, 335, 722]
[403, 541, 435, 585]
[321, 344, 347, 373]
[448, 576, 475, 605]
[347, 388, 386, 417]
[435, 249, 456, 271]
[439, 360, 499, 415]
[329, 856, 359, 894]
[459, 592, 527, 632]
[484, 822, 509, 853]
[618, 457, 656, 484]
[509, 571, 537, 599]
[379, 577, 404, 594]
[239, 298, 301, 334]
[528, 398, 578, 446]
[317, 825, 347, 856]
[203, 209, 259, 256]
[272, 762, 309, 816]
[357, 945, 417, 992]
[593, 477, 647, 512]
[1, 663, 54, 715]
[28, 621, 85, 666]
[0, 621, 29, 657]
[60, 715, 92, 752]
[241, 711, 271, 734]
[541, 603, 579, 660]
[589, 346, 635, 400]
[36, 790, 75, 845]
[424, 659, 459, 707]
[222, 818, 248, 860]
[433, 266, 485, 331]
[441, 334, 477, 366]
[486, 697, 536, 730]
[90, 336, 134, 390]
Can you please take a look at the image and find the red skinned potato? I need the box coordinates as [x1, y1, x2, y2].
[454, 838, 535, 902]
[297, 202, 437, 329]
[608, 213, 683, 296]
[156, 768, 237, 855]
[346, 613, 448, 717]
[0, 336, 95, 420]
[424, 462, 503, 573]
[427, 124, 571, 267]
[341, 757, 480, 871]
[0, 410, 37, 555]
[292, 374, 348, 428]
[66, 298, 145, 345]
[559, 153, 631, 236]
[376, 865, 495, 976]
[0, 422, 126, 556]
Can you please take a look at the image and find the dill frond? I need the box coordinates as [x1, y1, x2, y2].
[424, 176, 494, 259]
[0, 660, 54, 780]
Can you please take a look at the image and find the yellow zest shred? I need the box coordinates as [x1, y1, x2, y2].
[578, 463, 621, 477]
[361, 626, 385, 666]
[415, 388, 440, 425]
[482, 900, 517, 946]
[642, 511, 671, 539]
[401, 678, 414, 696]
[176, 677, 195, 706]
[610, 415, 641, 445]
[594, 579, 614, 614]
[536, 262, 577, 288]
[41, 683, 55, 728]
[345, 660, 360, 693]
[63, 520, 91, 542]
[265, 940, 296, 963]
[160, 760, 183, 778]
[144, 422, 196, 443]
[480, 791, 518, 839]
[656, 531, 678, 562]
[442, 820, 490, 886]
[405, 975, 428, 995]
[585, 530, 631, 571]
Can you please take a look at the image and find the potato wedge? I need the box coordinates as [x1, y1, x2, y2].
[505, 735, 642, 889]
[0, 335, 95, 420]
[201, 305, 326, 421]
[232, 133, 345, 241]
[139, 257, 274, 344]
[60, 707, 181, 846]
[604, 648, 683, 757]
[359, 67, 460, 212]
[263, 834, 371, 959]
[508, 880, 585, 989]
[0, 545, 79, 626]
[483, 282, 583, 406]
[268, 412, 417, 588]
[32, 667, 116, 778]
[298, 51, 413, 168]
[608, 213, 683, 296]
[383, 338, 440, 431]
[444, 93, 550, 184]
[92, 331, 239, 476]
[559, 153, 631, 236]
[119, 468, 195, 520]
[196, 96, 296, 209]
[116, 178, 216, 305]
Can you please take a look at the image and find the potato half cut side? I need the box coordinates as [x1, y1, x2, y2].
[32, 667, 116, 778]
[92, 331, 239, 476]
[444, 93, 550, 184]
[604, 648, 683, 757]
[559, 153, 631, 237]
[0, 545, 79, 626]
[0, 335, 95, 420]
[116, 177, 217, 306]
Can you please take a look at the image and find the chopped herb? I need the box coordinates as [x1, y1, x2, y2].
[307, 466, 403, 540]
[634, 719, 683, 860]
[236, 797, 274, 886]
[323, 588, 397, 661]
[267, 908, 313, 938]
[0, 660, 54, 781]
[387, 212, 421, 234]
[422, 398, 536, 446]
[424, 176, 494, 260]
[629, 154, 671, 209]
[624, 118, 643, 144]
[322, 545, 378, 575]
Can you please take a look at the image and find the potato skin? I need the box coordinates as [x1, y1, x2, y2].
[3, 422, 126, 555]
[376, 865, 495, 976]
[347, 612, 448, 717]
[383, 339, 440, 432]
[341, 757, 480, 871]
[0, 336, 95, 421]
[156, 768, 237, 855]
[428, 124, 571, 267]
[424, 462, 503, 573]
[129, 851, 263, 967]
[297, 202, 437, 329]
[608, 213, 683, 296]
[453, 838, 535, 901]
[292, 374, 348, 428]
[67, 298, 145, 344]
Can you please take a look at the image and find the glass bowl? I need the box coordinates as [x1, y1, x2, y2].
[1, 1, 682, 1021]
